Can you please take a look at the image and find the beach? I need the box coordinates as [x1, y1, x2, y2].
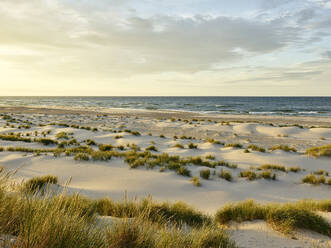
[0, 106, 330, 247]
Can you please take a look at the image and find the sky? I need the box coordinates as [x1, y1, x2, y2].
[0, 0, 331, 96]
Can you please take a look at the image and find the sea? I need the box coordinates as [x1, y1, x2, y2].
[0, 96, 330, 117]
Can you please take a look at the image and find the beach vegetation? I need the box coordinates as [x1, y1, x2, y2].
[176, 166, 191, 177]
[35, 138, 58, 146]
[200, 169, 211, 180]
[117, 145, 125, 151]
[218, 170, 232, 182]
[86, 139, 97, 146]
[225, 143, 243, 149]
[90, 151, 113, 161]
[99, 144, 113, 151]
[269, 145, 297, 152]
[217, 161, 238, 169]
[173, 143, 184, 149]
[190, 176, 201, 187]
[313, 169, 328, 176]
[22, 175, 58, 194]
[259, 170, 276, 180]
[74, 153, 90, 161]
[56, 131, 69, 140]
[188, 142, 198, 149]
[206, 138, 223, 145]
[57, 141, 68, 148]
[306, 144, 331, 157]
[205, 154, 215, 160]
[247, 144, 265, 152]
[287, 166, 301, 173]
[0, 134, 32, 143]
[239, 170, 257, 181]
[146, 145, 158, 152]
[301, 174, 329, 185]
[259, 164, 286, 172]
[215, 200, 331, 237]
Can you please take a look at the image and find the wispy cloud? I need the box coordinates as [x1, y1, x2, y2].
[0, 0, 330, 95]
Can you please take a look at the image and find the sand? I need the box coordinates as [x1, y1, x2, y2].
[0, 106, 330, 247]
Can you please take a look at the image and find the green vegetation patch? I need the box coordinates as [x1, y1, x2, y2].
[23, 175, 58, 194]
[306, 144, 331, 157]
[247, 144, 265, 152]
[215, 200, 331, 237]
[269, 145, 297, 152]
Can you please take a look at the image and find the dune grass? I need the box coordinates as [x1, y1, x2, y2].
[200, 169, 211, 180]
[0, 170, 238, 248]
[306, 144, 331, 157]
[105, 217, 234, 248]
[74, 153, 90, 161]
[22, 175, 58, 194]
[176, 166, 191, 177]
[56, 131, 69, 140]
[215, 200, 331, 237]
[287, 166, 301, 173]
[173, 143, 184, 149]
[190, 176, 201, 187]
[247, 144, 266, 152]
[35, 138, 58, 146]
[0, 134, 32, 143]
[240, 170, 276, 181]
[218, 170, 232, 182]
[188, 142, 198, 149]
[239, 170, 257, 181]
[145, 145, 158, 152]
[301, 174, 329, 185]
[225, 143, 243, 149]
[205, 154, 215, 160]
[269, 145, 297, 153]
[259, 164, 286, 172]
[206, 139, 223, 145]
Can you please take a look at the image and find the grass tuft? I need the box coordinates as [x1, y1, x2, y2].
[74, 153, 90, 161]
[22, 175, 58, 194]
[248, 144, 266, 152]
[215, 200, 331, 237]
[188, 143, 198, 149]
[200, 169, 211, 180]
[218, 170, 232, 182]
[225, 143, 243, 149]
[269, 145, 297, 152]
[302, 174, 329, 185]
[306, 144, 331, 157]
[190, 176, 201, 187]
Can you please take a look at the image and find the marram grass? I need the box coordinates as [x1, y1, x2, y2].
[215, 200, 331, 237]
[0, 172, 236, 248]
[0, 170, 330, 247]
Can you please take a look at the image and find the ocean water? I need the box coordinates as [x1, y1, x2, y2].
[0, 96, 330, 117]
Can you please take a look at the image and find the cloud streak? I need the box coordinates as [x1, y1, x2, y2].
[0, 0, 330, 95]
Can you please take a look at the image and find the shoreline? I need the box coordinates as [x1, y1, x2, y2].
[1, 105, 331, 126]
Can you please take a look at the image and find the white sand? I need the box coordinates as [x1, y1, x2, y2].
[0, 109, 330, 247]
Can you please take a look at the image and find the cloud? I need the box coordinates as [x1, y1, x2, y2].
[0, 0, 330, 96]
[0, 0, 304, 76]
[322, 51, 331, 59]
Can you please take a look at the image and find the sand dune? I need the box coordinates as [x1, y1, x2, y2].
[0, 108, 330, 247]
